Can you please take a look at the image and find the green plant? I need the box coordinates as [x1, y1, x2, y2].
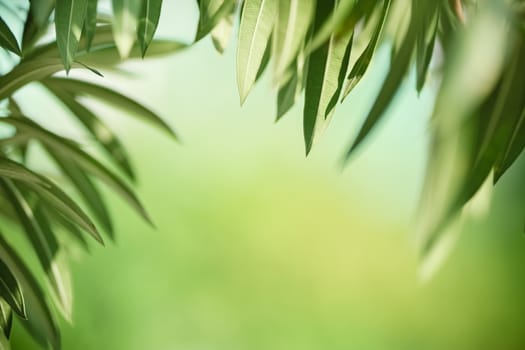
[0, 0, 523, 349]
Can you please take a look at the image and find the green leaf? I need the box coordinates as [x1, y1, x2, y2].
[495, 108, 525, 180]
[0, 258, 25, 318]
[44, 77, 177, 138]
[0, 156, 103, 245]
[55, 0, 88, 71]
[22, 0, 54, 50]
[304, 0, 353, 155]
[0, 329, 9, 350]
[1, 182, 73, 321]
[1, 117, 153, 226]
[195, 0, 236, 41]
[43, 83, 135, 180]
[112, 0, 142, 58]
[0, 16, 22, 56]
[345, 2, 415, 158]
[277, 68, 299, 121]
[211, 6, 235, 54]
[137, 0, 163, 56]
[237, 0, 278, 104]
[47, 149, 115, 239]
[341, 0, 391, 100]
[0, 300, 13, 340]
[0, 233, 60, 350]
[415, 1, 439, 92]
[272, 0, 315, 80]
[84, 0, 99, 51]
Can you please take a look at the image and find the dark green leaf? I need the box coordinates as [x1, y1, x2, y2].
[22, 0, 54, 50]
[0, 16, 22, 56]
[84, 0, 99, 51]
[137, 0, 163, 56]
[0, 258, 25, 318]
[0, 300, 12, 340]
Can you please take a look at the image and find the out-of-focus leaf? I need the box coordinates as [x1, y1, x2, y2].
[7, 98, 29, 161]
[0, 16, 22, 56]
[341, 0, 391, 100]
[55, 0, 88, 71]
[415, 1, 439, 92]
[44, 77, 177, 138]
[495, 108, 525, 180]
[0, 258, 25, 318]
[237, 0, 277, 104]
[1, 181, 73, 321]
[112, 0, 142, 58]
[304, 0, 353, 155]
[195, 0, 236, 41]
[0, 157, 103, 245]
[84, 0, 99, 51]
[277, 68, 299, 121]
[0, 233, 60, 350]
[137, 0, 163, 56]
[211, 5, 235, 54]
[48, 150, 115, 239]
[44, 83, 135, 180]
[0, 329, 9, 350]
[272, 0, 315, 80]
[22, 0, 54, 49]
[0, 300, 12, 340]
[1, 117, 152, 226]
[345, 1, 416, 158]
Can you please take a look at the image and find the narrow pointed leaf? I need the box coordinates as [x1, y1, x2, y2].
[415, 1, 439, 92]
[342, 0, 391, 100]
[0, 300, 12, 339]
[55, 0, 88, 71]
[211, 7, 235, 53]
[273, 0, 315, 80]
[84, 0, 99, 50]
[0, 234, 60, 350]
[0, 329, 9, 350]
[0, 258, 25, 318]
[1, 118, 152, 225]
[112, 0, 142, 58]
[237, 0, 277, 104]
[44, 77, 177, 138]
[0, 157, 103, 244]
[137, 0, 162, 56]
[195, 0, 236, 41]
[22, 0, 54, 49]
[0, 16, 21, 56]
[44, 83, 135, 180]
[304, 1, 353, 154]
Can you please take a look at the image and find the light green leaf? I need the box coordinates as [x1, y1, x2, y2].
[44, 77, 177, 138]
[0, 233, 60, 350]
[137, 0, 163, 56]
[112, 0, 142, 58]
[0, 329, 9, 350]
[0, 16, 22, 56]
[237, 0, 277, 104]
[272, 0, 315, 81]
[0, 300, 12, 340]
[44, 83, 135, 180]
[211, 7, 235, 54]
[84, 0, 99, 51]
[0, 258, 25, 319]
[55, 0, 88, 71]
[0, 156, 103, 245]
[341, 0, 391, 100]
[22, 0, 54, 49]
[1, 117, 153, 226]
[195, 0, 236, 41]
[304, 0, 353, 155]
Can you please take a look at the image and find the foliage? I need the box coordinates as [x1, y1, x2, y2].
[0, 0, 523, 349]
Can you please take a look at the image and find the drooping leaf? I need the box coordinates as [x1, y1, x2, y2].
[137, 0, 163, 56]
[211, 5, 235, 54]
[0, 157, 103, 244]
[1, 117, 153, 226]
[84, 0, 99, 51]
[44, 77, 177, 138]
[272, 0, 315, 80]
[0, 16, 22, 56]
[195, 0, 236, 41]
[415, 0, 439, 92]
[22, 0, 54, 49]
[55, 0, 88, 71]
[0, 328, 9, 350]
[304, 0, 353, 155]
[43, 83, 135, 180]
[112, 0, 142, 58]
[0, 300, 12, 340]
[237, 0, 278, 104]
[341, 0, 391, 100]
[0, 233, 60, 350]
[0, 258, 26, 318]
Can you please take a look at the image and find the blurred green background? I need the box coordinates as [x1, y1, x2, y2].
[10, 1, 525, 349]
